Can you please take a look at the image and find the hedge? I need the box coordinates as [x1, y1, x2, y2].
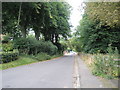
[13, 37, 58, 55]
[0, 52, 19, 64]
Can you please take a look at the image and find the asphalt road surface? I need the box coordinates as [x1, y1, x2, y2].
[2, 55, 75, 88]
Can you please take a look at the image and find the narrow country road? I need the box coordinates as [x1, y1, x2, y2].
[2, 55, 75, 88]
[2, 54, 116, 88]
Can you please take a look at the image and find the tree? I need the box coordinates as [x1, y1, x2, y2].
[2, 2, 21, 38]
[2, 2, 41, 38]
[2, 2, 72, 53]
[75, 2, 120, 53]
[84, 2, 120, 27]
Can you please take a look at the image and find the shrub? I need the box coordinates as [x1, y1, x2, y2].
[13, 38, 30, 54]
[26, 37, 39, 55]
[0, 51, 19, 63]
[2, 42, 14, 52]
[92, 49, 119, 79]
[13, 37, 58, 55]
[80, 48, 120, 79]
[35, 53, 51, 61]
[41, 41, 58, 55]
[2, 35, 10, 43]
[93, 54, 119, 78]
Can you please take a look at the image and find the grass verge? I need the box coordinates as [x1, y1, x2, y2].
[79, 52, 120, 79]
[0, 53, 63, 70]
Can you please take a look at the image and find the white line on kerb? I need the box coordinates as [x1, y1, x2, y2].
[73, 55, 81, 88]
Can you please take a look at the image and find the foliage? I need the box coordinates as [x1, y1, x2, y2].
[2, 2, 71, 51]
[80, 50, 120, 79]
[2, 42, 14, 52]
[92, 46, 119, 79]
[84, 2, 120, 27]
[68, 37, 82, 52]
[40, 2, 71, 42]
[74, 41, 82, 52]
[73, 2, 120, 54]
[51, 54, 63, 59]
[1, 51, 19, 64]
[13, 37, 58, 55]
[92, 53, 119, 79]
[1, 35, 19, 64]
[0, 55, 38, 70]
[35, 53, 51, 61]
[76, 3, 120, 79]
[0, 53, 63, 70]
[76, 13, 120, 54]
[13, 38, 31, 54]
[2, 2, 21, 38]
[2, 35, 11, 43]
[60, 41, 68, 51]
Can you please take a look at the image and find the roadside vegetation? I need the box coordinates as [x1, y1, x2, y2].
[0, 53, 62, 70]
[1, 2, 71, 70]
[0, 35, 63, 70]
[1, 1, 120, 80]
[69, 2, 120, 79]
[79, 46, 120, 79]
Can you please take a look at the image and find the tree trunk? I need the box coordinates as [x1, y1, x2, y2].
[55, 34, 59, 44]
[34, 30, 40, 40]
[51, 34, 54, 43]
[21, 28, 26, 38]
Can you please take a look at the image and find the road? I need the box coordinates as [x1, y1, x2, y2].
[2, 55, 75, 88]
[2, 54, 116, 88]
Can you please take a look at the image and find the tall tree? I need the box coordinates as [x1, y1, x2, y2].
[2, 2, 41, 38]
[2, 2, 71, 52]
[75, 2, 120, 53]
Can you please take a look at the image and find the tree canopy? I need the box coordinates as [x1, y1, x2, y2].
[74, 2, 120, 53]
[2, 2, 71, 52]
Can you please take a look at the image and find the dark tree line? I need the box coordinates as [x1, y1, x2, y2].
[2, 2, 71, 52]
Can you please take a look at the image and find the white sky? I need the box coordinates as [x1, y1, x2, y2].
[67, 0, 84, 32]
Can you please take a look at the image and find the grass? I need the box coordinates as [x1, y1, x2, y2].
[0, 55, 38, 70]
[79, 52, 120, 79]
[0, 53, 62, 70]
[51, 54, 63, 59]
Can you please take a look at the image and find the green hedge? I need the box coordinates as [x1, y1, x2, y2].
[35, 53, 51, 61]
[0, 52, 19, 63]
[13, 37, 58, 55]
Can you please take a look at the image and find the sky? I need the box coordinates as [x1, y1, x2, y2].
[67, 0, 84, 32]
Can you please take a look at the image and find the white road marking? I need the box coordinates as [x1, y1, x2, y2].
[73, 55, 81, 88]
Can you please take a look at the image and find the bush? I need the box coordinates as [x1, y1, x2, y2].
[41, 41, 58, 55]
[2, 35, 10, 43]
[13, 38, 30, 54]
[92, 48, 120, 79]
[13, 37, 58, 55]
[1, 51, 19, 63]
[80, 49, 120, 79]
[28, 40, 58, 55]
[35, 53, 51, 61]
[2, 42, 14, 52]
